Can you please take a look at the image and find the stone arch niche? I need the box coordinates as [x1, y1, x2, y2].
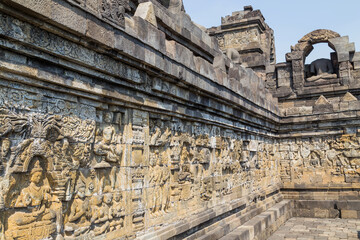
[285, 29, 356, 91]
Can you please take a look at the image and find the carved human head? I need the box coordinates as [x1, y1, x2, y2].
[114, 191, 122, 202]
[150, 150, 159, 166]
[76, 181, 86, 199]
[104, 192, 113, 204]
[103, 126, 115, 144]
[30, 161, 43, 185]
[31, 172, 42, 185]
[104, 112, 113, 123]
[90, 195, 103, 206]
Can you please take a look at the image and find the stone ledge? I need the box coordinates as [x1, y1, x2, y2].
[0, 53, 279, 136]
[293, 200, 360, 219]
[183, 193, 282, 240]
[219, 200, 292, 240]
[137, 188, 282, 240]
[0, 5, 280, 118]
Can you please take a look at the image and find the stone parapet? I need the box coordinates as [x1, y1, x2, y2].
[0, 1, 282, 239]
[0, 1, 360, 239]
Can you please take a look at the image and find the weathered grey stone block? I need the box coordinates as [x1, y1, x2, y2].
[134, 2, 157, 27]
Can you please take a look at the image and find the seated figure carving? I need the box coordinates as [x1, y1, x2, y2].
[307, 58, 337, 81]
[6, 160, 58, 240]
[110, 191, 125, 231]
[64, 180, 91, 238]
[90, 194, 110, 236]
[94, 126, 122, 166]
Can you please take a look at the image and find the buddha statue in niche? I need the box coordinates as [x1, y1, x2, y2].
[307, 58, 337, 81]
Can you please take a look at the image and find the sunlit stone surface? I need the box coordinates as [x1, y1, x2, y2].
[0, 1, 359, 240]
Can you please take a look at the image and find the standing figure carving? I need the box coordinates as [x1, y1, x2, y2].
[0, 138, 10, 173]
[148, 153, 162, 217]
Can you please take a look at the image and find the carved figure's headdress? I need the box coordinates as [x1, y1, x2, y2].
[30, 160, 42, 175]
[76, 178, 86, 189]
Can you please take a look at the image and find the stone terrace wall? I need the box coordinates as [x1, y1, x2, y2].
[278, 93, 360, 201]
[1, 0, 360, 239]
[0, 0, 282, 239]
[208, 9, 360, 209]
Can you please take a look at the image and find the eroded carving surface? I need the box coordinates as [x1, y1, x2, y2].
[1, 1, 360, 239]
[0, 83, 281, 239]
[279, 135, 360, 185]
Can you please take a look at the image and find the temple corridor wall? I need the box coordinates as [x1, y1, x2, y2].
[0, 76, 281, 240]
[0, 0, 360, 239]
[0, 2, 282, 239]
[279, 135, 360, 188]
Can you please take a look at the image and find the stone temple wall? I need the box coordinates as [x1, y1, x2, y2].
[0, 0, 360, 239]
[0, 0, 283, 239]
[209, 6, 360, 208]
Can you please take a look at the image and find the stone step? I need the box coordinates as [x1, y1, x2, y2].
[183, 194, 283, 240]
[137, 187, 282, 240]
[219, 200, 292, 240]
[137, 198, 248, 240]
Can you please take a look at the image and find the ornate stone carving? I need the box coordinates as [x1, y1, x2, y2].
[94, 126, 123, 167]
[297, 30, 340, 48]
[279, 135, 360, 185]
[64, 179, 91, 238]
[101, 0, 130, 27]
[6, 160, 61, 240]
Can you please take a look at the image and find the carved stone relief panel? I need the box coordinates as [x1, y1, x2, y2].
[222, 28, 260, 50]
[0, 13, 146, 86]
[100, 0, 130, 27]
[61, 0, 131, 28]
[0, 82, 282, 239]
[279, 134, 360, 186]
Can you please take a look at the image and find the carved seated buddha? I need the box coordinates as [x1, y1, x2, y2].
[6, 161, 57, 240]
[307, 58, 337, 81]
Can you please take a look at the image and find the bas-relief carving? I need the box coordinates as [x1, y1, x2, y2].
[0, 108, 95, 239]
[62, 0, 130, 28]
[0, 86, 281, 239]
[100, 0, 130, 27]
[145, 119, 278, 222]
[94, 125, 123, 168]
[219, 28, 260, 50]
[0, 13, 145, 86]
[6, 160, 60, 240]
[279, 135, 360, 185]
[3, 3, 360, 239]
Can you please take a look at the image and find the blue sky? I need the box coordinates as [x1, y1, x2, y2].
[183, 0, 360, 63]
